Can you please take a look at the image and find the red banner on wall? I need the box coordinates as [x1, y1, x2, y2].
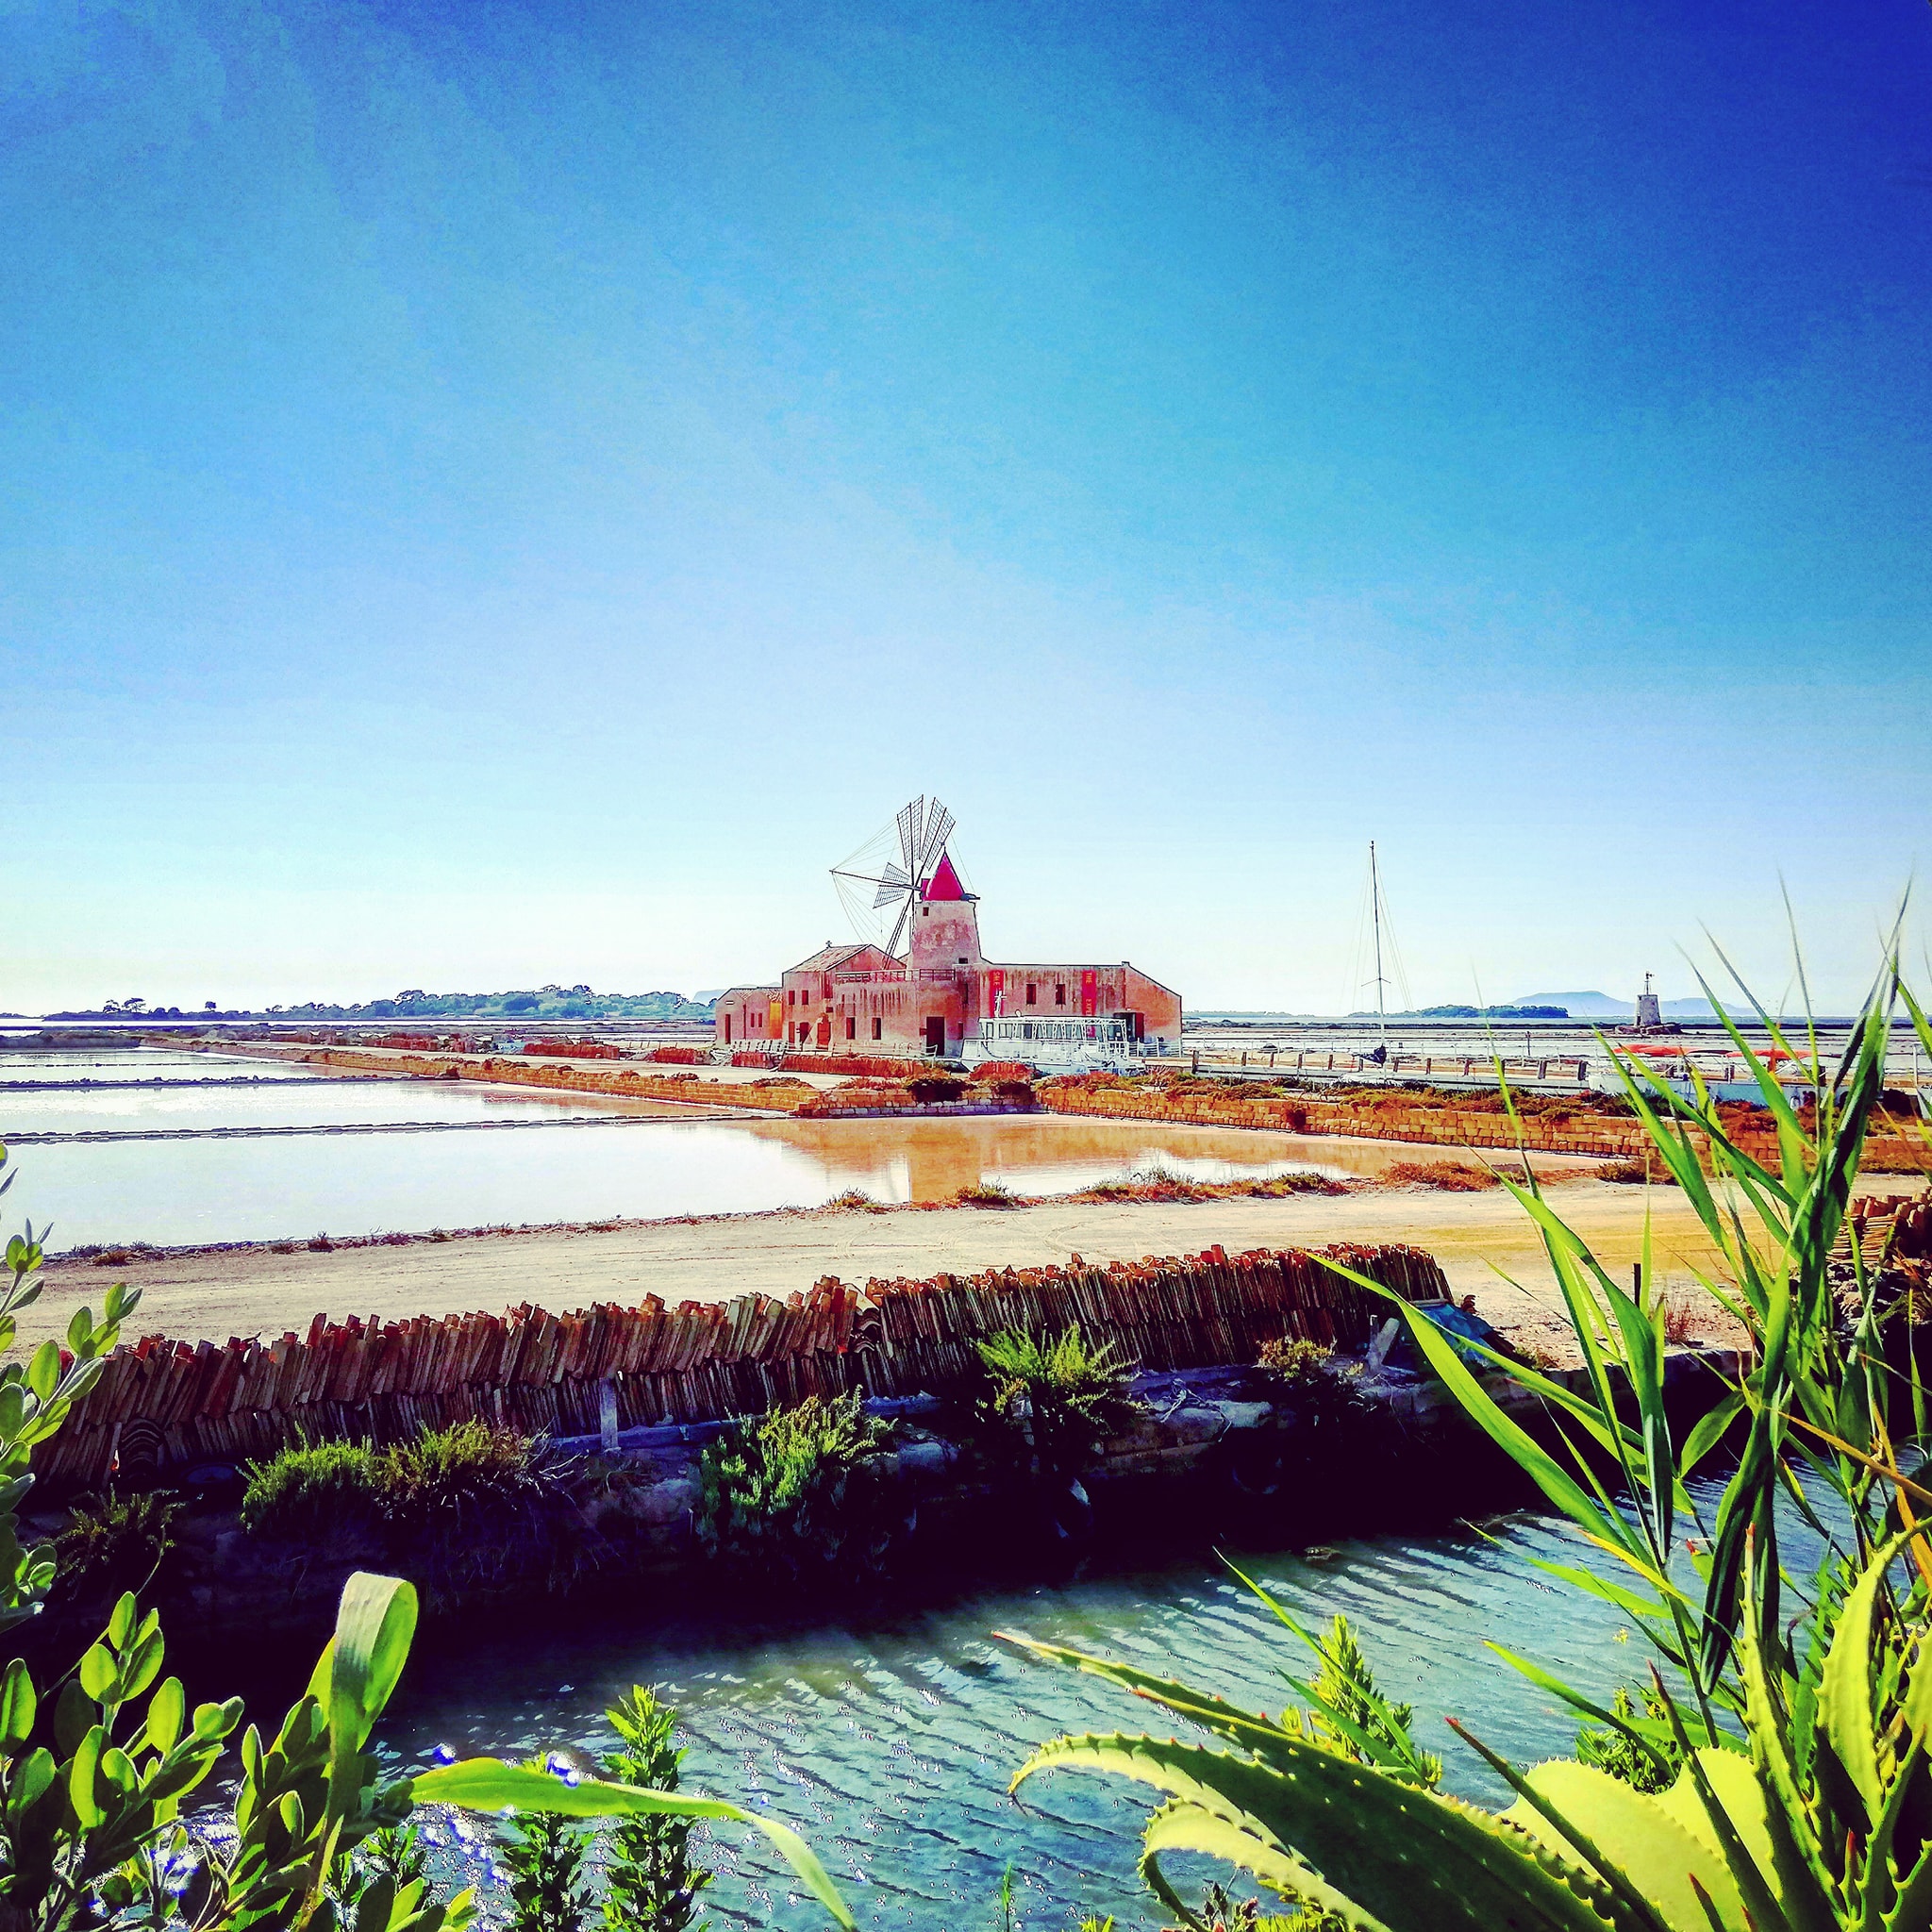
[1080, 970, 1098, 1017]
[987, 968, 1005, 1016]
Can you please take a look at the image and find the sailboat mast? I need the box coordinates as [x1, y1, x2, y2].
[1370, 840, 1387, 1042]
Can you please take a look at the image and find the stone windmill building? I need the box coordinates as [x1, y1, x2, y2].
[713, 801, 1182, 1070]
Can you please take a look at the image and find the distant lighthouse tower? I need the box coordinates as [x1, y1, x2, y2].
[1634, 974, 1663, 1030]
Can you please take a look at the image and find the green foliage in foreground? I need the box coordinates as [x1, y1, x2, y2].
[600, 1686, 712, 1932]
[693, 1390, 898, 1584]
[1006, 951, 1932, 1929]
[500, 1762, 593, 1932]
[0, 1141, 852, 1932]
[974, 1325, 1144, 1485]
[1254, 1338, 1332, 1384]
[1278, 1612, 1440, 1790]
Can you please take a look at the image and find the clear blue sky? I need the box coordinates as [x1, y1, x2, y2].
[7, 0, 1929, 1014]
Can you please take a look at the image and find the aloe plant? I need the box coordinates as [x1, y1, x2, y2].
[1008, 1492, 1932, 1929]
[1006, 953, 1932, 1929]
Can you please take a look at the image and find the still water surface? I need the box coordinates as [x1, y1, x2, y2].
[5, 1052, 1429, 1249]
[375, 1512, 1668, 1929]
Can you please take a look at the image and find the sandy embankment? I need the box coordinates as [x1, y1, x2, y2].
[29, 1176, 1918, 1363]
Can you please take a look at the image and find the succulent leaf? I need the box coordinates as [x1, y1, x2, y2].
[1013, 1729, 1618, 1932]
[1502, 1759, 1743, 1931]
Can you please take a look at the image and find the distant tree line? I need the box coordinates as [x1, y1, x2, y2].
[43, 988, 716, 1023]
[1346, 1003, 1570, 1021]
[265, 986, 716, 1022]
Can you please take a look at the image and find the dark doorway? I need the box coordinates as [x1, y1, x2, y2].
[924, 1016, 946, 1055]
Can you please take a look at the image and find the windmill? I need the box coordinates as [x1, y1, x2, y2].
[830, 795, 957, 958]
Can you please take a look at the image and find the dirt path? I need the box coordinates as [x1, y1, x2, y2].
[31, 1176, 1918, 1360]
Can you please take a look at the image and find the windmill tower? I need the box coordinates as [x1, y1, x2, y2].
[1635, 974, 1662, 1030]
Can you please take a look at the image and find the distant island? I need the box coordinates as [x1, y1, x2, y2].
[42, 986, 717, 1024]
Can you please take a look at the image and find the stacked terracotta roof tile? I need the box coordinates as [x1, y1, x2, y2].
[40, 1241, 1447, 1488]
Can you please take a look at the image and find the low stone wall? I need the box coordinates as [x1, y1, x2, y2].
[42, 1242, 1446, 1489]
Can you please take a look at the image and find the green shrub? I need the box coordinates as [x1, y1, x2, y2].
[1281, 1613, 1441, 1788]
[906, 1074, 966, 1104]
[1172, 1882, 1328, 1929]
[51, 1487, 184, 1607]
[331, 1820, 435, 1924]
[693, 1391, 898, 1584]
[955, 1178, 1021, 1207]
[380, 1417, 552, 1539]
[1256, 1337, 1332, 1383]
[240, 1437, 384, 1540]
[242, 1421, 578, 1595]
[973, 1326, 1143, 1484]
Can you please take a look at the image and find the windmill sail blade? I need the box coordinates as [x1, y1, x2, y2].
[895, 796, 925, 876]
[886, 894, 912, 957]
[914, 803, 955, 885]
[873, 862, 911, 909]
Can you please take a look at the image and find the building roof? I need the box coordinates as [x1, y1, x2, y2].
[921, 852, 970, 902]
[784, 941, 897, 975]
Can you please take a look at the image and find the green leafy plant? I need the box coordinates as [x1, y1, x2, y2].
[1001, 952, 1932, 1930]
[1572, 1683, 1684, 1793]
[599, 1686, 711, 1932]
[49, 1487, 184, 1609]
[353, 1816, 436, 1893]
[955, 1179, 1021, 1208]
[1166, 1882, 1323, 1930]
[974, 1326, 1143, 1487]
[1278, 1612, 1440, 1789]
[692, 1391, 897, 1584]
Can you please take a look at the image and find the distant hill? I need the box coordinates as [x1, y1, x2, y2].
[1511, 990, 1724, 1021]
[1510, 991, 1626, 1017]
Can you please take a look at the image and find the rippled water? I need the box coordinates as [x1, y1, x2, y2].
[6, 1052, 1424, 1249]
[375, 1511, 1664, 1930]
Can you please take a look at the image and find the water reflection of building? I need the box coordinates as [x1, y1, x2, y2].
[715, 850, 1182, 1069]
